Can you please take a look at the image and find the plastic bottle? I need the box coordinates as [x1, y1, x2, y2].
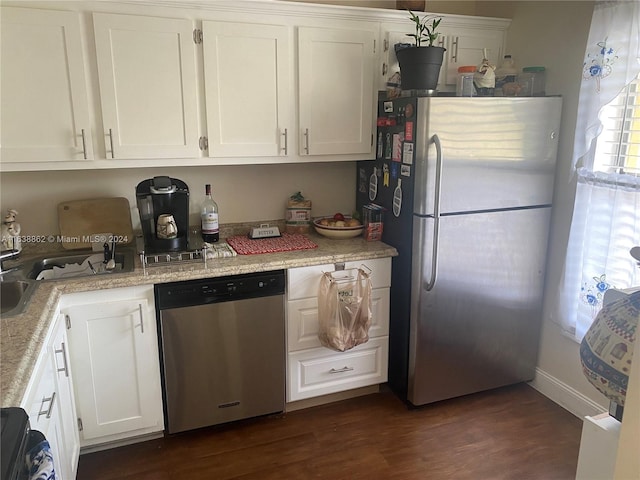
[456, 66, 477, 96]
[495, 55, 518, 96]
[201, 184, 219, 243]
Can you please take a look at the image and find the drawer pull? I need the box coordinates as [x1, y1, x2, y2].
[136, 304, 144, 334]
[37, 392, 56, 420]
[329, 366, 354, 374]
[55, 342, 69, 377]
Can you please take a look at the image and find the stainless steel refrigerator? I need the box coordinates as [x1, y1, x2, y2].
[356, 96, 562, 406]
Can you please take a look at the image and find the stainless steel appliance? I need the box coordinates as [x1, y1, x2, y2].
[155, 270, 286, 433]
[357, 96, 562, 406]
[136, 176, 189, 253]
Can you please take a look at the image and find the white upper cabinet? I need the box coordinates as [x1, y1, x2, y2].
[0, 7, 93, 165]
[441, 27, 504, 85]
[379, 18, 507, 93]
[298, 26, 375, 156]
[202, 21, 291, 157]
[93, 13, 199, 159]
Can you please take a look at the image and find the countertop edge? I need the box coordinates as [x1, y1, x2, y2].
[1, 238, 397, 407]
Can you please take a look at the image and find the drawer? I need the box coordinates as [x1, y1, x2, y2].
[287, 287, 390, 351]
[287, 336, 388, 402]
[287, 257, 391, 301]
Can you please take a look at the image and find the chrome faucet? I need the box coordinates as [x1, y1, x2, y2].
[0, 248, 21, 275]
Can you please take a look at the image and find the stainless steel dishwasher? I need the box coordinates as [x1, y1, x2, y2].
[155, 270, 285, 434]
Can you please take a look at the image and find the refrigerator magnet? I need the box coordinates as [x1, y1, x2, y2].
[383, 163, 390, 187]
[390, 161, 399, 180]
[403, 143, 414, 164]
[384, 101, 393, 113]
[401, 164, 411, 177]
[405, 121, 414, 141]
[392, 134, 402, 162]
[359, 168, 367, 193]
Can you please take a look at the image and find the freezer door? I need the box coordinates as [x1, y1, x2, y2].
[407, 207, 551, 406]
[413, 97, 562, 216]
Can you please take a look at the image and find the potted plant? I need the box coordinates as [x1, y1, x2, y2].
[396, 10, 446, 91]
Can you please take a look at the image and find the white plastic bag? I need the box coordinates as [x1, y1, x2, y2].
[318, 267, 372, 352]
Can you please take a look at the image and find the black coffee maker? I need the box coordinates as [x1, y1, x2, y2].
[136, 176, 189, 253]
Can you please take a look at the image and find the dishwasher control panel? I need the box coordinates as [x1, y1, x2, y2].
[155, 270, 285, 310]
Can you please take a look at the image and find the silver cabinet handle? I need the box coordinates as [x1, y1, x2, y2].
[81, 129, 87, 159]
[451, 37, 459, 62]
[281, 128, 288, 155]
[303, 128, 310, 154]
[382, 63, 388, 76]
[55, 342, 69, 377]
[425, 134, 443, 292]
[136, 304, 144, 334]
[329, 366, 354, 374]
[107, 128, 115, 159]
[38, 392, 56, 420]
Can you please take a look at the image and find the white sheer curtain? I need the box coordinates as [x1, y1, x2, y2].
[552, 0, 640, 341]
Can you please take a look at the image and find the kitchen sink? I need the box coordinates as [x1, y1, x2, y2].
[25, 248, 136, 280]
[1, 280, 35, 316]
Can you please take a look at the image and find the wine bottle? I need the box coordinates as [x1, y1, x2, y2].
[201, 184, 219, 243]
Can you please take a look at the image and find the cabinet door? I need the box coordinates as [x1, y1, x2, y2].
[298, 27, 375, 156]
[93, 13, 199, 159]
[1, 7, 93, 164]
[64, 296, 163, 443]
[21, 337, 65, 479]
[288, 336, 388, 402]
[51, 315, 80, 480]
[288, 287, 390, 352]
[442, 29, 503, 85]
[203, 21, 291, 157]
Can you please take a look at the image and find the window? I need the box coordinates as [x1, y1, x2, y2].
[594, 73, 640, 175]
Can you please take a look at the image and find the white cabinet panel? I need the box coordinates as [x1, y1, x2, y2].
[203, 21, 291, 157]
[93, 13, 199, 159]
[1, 7, 93, 164]
[288, 336, 388, 401]
[442, 29, 504, 85]
[21, 313, 79, 480]
[51, 315, 80, 479]
[286, 257, 391, 402]
[63, 286, 164, 445]
[287, 257, 391, 300]
[288, 287, 390, 352]
[298, 26, 375, 156]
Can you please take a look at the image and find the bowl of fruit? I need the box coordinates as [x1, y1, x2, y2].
[313, 213, 364, 239]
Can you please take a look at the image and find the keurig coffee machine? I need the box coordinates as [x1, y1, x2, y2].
[136, 176, 189, 253]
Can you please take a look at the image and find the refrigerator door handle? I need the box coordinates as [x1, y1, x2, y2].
[425, 134, 443, 291]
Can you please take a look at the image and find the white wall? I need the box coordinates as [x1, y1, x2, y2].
[0, 163, 356, 236]
[504, 1, 609, 415]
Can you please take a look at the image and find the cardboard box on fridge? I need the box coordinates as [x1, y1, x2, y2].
[363, 204, 384, 241]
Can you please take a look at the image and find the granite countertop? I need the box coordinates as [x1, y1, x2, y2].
[1, 230, 397, 408]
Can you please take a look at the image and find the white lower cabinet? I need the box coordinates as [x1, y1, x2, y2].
[61, 285, 164, 447]
[21, 309, 80, 480]
[286, 257, 391, 402]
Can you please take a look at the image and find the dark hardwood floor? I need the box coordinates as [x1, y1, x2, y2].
[77, 383, 582, 480]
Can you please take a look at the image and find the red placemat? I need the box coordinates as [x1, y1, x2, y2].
[226, 233, 318, 255]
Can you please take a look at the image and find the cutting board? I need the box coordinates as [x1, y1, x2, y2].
[58, 197, 134, 250]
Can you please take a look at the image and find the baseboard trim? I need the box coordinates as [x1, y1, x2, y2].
[528, 367, 607, 419]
